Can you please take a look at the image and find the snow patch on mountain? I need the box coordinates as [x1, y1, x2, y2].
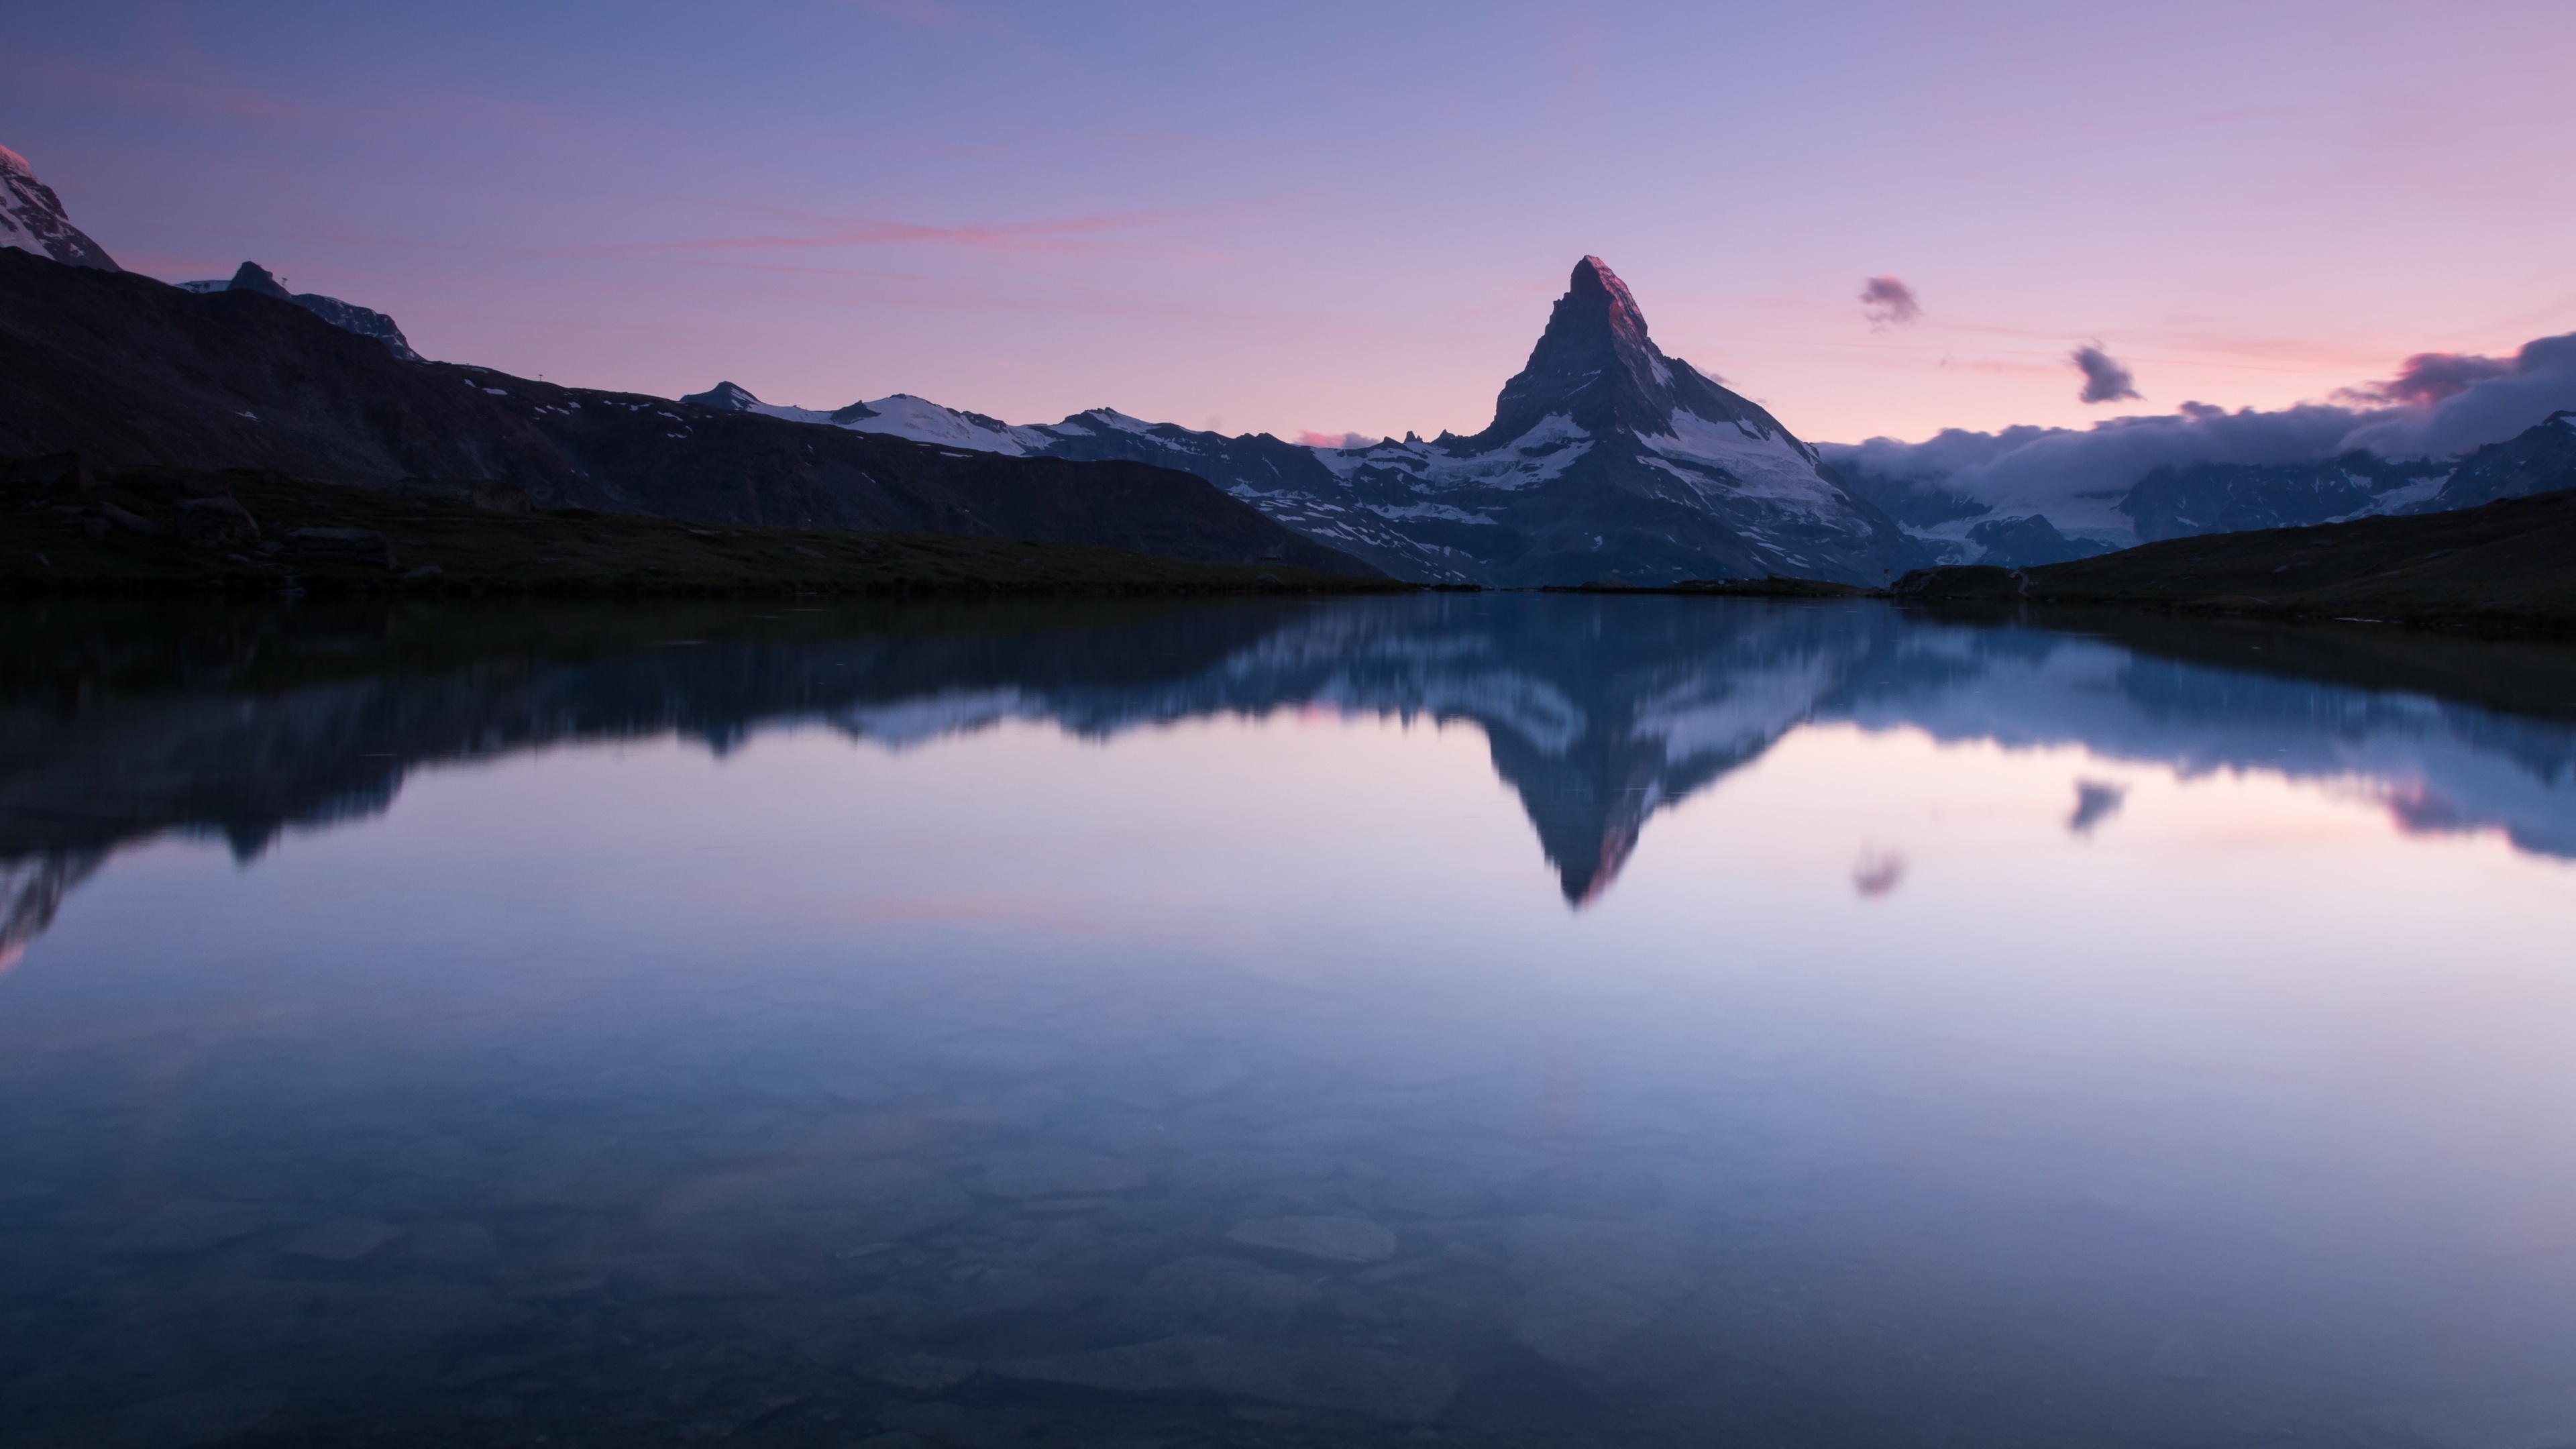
[836, 394, 1056, 454]
[1644, 411, 1840, 508]
[1312, 415, 1594, 492]
[1368, 502, 1499, 525]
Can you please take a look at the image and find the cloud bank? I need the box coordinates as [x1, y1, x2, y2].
[1821, 328, 2576, 527]
[1860, 275, 1920, 327]
[2072, 343, 2141, 404]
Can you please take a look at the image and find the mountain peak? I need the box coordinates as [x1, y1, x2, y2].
[1569, 255, 1651, 352]
[182, 258, 419, 360]
[1470, 255, 1771, 449]
[0, 143, 119, 272]
[228, 261, 292, 299]
[681, 380, 763, 411]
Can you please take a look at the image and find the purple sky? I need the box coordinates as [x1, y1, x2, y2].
[13, 1, 2575, 446]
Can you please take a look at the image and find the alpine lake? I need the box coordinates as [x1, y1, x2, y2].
[3, 592, 2573, 1449]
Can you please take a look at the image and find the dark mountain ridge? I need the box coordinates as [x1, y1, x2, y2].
[0, 250, 1378, 576]
[182, 260, 421, 361]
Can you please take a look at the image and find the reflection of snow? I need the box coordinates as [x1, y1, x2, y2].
[0, 851, 103, 973]
[830, 689, 1046, 747]
[1629, 654, 1841, 764]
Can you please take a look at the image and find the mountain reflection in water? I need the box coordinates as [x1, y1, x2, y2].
[4, 594, 2574, 943]
[4, 597, 2576, 1449]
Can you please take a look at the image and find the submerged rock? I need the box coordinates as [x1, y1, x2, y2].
[608, 1250, 775, 1300]
[108, 1200, 275, 1257]
[1224, 1214, 1397, 1265]
[1504, 1215, 1697, 1303]
[1508, 1282, 1662, 1370]
[1135, 1254, 1320, 1334]
[968, 1147, 1148, 1199]
[861, 1352, 979, 1397]
[659, 1157, 971, 1243]
[280, 1217, 404, 1263]
[994, 1334, 1456, 1423]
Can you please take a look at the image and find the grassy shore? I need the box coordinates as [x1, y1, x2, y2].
[2016, 486, 2576, 632]
[0, 462, 1410, 598]
[1543, 576, 1871, 599]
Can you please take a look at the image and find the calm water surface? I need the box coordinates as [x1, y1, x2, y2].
[3, 595, 2573, 1449]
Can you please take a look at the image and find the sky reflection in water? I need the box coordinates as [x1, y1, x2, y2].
[1, 596, 2573, 1449]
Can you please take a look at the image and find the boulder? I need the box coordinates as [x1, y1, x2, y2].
[176, 496, 261, 549]
[98, 500, 165, 537]
[288, 527, 394, 568]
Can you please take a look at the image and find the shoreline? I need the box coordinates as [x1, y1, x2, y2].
[0, 460, 1411, 600]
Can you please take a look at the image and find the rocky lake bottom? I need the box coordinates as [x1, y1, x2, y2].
[1, 594, 2573, 1448]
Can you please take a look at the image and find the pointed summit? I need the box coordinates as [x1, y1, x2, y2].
[0, 144, 119, 271]
[1571, 254, 1652, 354]
[226, 260, 292, 299]
[682, 380, 764, 411]
[1471, 255, 1784, 449]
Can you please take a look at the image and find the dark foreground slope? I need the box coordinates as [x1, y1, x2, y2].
[1897, 486, 2576, 631]
[0, 461, 1397, 598]
[0, 250, 1378, 578]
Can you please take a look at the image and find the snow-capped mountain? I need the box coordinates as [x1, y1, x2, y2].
[180, 261, 419, 361]
[0, 145, 117, 272]
[1834, 411, 2576, 566]
[686, 258, 1926, 585]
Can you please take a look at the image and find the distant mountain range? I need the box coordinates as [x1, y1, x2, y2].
[1833, 414, 2576, 566]
[0, 250, 1373, 576]
[690, 258, 1927, 587]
